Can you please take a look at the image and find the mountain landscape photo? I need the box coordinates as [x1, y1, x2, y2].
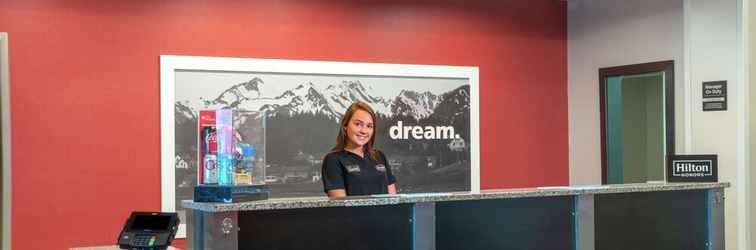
[174, 74, 471, 198]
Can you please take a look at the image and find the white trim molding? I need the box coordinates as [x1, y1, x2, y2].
[683, 0, 693, 153]
[0, 32, 11, 250]
[160, 55, 480, 237]
[738, 0, 752, 249]
[737, 0, 750, 248]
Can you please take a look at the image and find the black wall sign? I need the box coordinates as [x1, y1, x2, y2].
[702, 81, 727, 111]
[666, 155, 717, 182]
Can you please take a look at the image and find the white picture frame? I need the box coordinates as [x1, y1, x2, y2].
[0, 32, 11, 250]
[160, 55, 480, 237]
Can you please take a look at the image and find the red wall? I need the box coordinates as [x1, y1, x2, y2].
[0, 0, 567, 249]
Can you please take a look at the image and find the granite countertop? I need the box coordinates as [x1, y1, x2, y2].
[182, 182, 729, 212]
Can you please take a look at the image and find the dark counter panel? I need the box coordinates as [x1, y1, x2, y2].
[237, 204, 413, 250]
[595, 190, 708, 250]
[435, 196, 575, 250]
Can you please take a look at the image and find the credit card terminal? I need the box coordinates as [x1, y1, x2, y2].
[117, 211, 179, 250]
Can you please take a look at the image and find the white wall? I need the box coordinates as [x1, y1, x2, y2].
[568, 0, 684, 185]
[686, 0, 746, 249]
[569, 0, 749, 249]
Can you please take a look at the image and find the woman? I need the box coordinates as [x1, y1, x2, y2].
[321, 101, 397, 197]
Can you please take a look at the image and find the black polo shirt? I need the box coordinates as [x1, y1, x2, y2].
[321, 149, 397, 196]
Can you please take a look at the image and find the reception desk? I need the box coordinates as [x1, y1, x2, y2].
[182, 182, 728, 250]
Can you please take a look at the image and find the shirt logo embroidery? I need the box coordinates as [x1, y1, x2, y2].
[375, 164, 387, 172]
[345, 164, 361, 173]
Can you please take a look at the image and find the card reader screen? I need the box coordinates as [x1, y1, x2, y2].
[130, 214, 171, 231]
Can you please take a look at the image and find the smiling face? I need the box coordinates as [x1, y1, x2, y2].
[344, 109, 374, 149]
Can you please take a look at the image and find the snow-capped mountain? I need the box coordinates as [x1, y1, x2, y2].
[177, 77, 468, 122]
[391, 90, 440, 119]
[432, 85, 470, 123]
[321, 81, 392, 116]
[175, 101, 197, 124]
[203, 77, 263, 108]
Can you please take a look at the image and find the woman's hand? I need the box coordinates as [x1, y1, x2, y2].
[327, 189, 347, 197]
[387, 184, 397, 194]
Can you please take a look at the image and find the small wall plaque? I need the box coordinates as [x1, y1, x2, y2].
[702, 81, 726, 111]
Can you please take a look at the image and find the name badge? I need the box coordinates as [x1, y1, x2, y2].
[345, 164, 361, 173]
[375, 164, 386, 172]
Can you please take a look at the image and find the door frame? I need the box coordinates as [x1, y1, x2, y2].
[598, 60, 674, 184]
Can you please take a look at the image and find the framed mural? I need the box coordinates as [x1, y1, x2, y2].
[160, 55, 479, 236]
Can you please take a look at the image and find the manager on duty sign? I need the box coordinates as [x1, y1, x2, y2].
[666, 155, 718, 182]
[702, 81, 727, 111]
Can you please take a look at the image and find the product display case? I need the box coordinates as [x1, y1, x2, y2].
[194, 109, 268, 202]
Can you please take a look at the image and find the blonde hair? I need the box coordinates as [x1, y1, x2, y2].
[331, 101, 380, 161]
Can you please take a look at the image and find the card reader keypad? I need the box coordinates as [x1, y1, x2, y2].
[133, 234, 157, 247]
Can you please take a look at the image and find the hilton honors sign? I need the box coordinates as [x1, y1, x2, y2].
[666, 155, 718, 182]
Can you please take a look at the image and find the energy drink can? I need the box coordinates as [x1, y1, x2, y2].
[203, 154, 218, 184]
